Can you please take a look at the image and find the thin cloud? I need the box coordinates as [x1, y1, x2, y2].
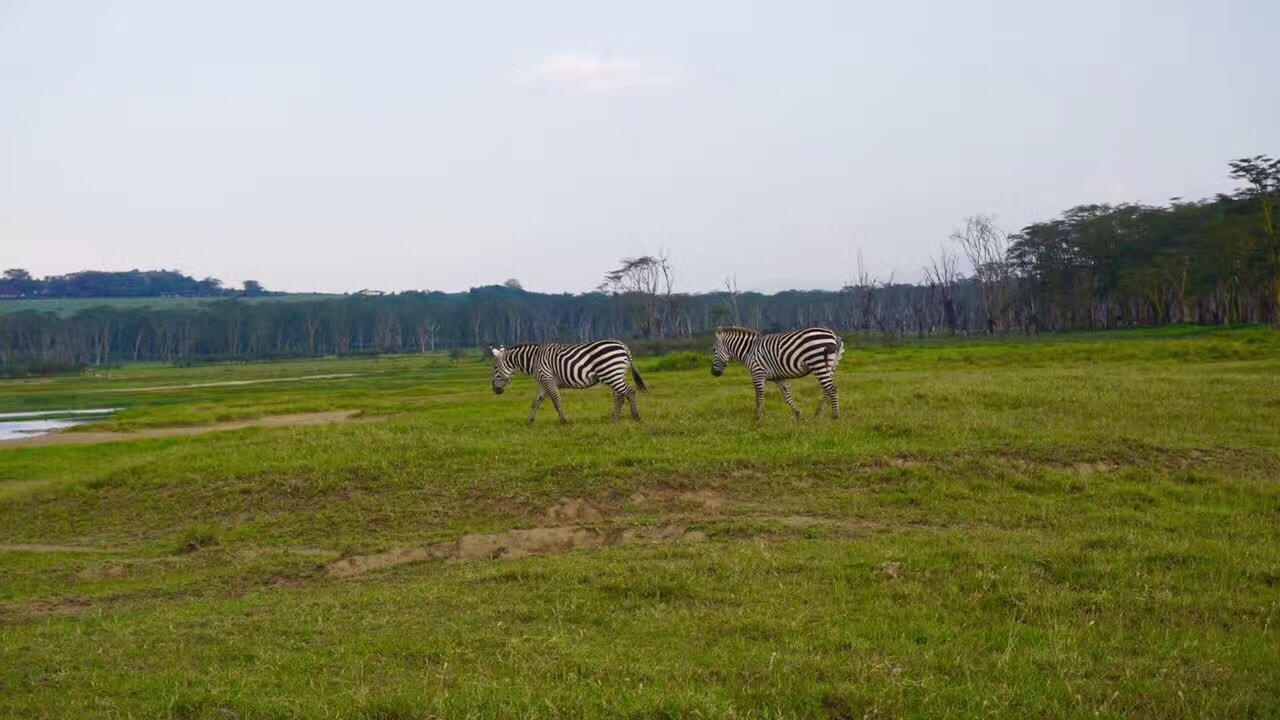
[517, 52, 685, 92]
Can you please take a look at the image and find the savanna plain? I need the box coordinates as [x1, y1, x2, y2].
[1, 326, 1278, 719]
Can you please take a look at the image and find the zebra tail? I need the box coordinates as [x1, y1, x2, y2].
[631, 361, 648, 392]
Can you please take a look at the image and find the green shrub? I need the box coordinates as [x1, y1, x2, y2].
[650, 351, 709, 372]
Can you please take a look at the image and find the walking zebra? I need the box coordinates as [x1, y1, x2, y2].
[711, 326, 845, 420]
[489, 340, 647, 424]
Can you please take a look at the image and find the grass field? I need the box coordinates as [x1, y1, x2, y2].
[0, 293, 337, 317]
[1, 327, 1278, 718]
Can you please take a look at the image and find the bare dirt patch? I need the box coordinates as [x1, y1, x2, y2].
[328, 546, 446, 577]
[1, 597, 94, 622]
[1073, 461, 1119, 475]
[622, 525, 707, 544]
[328, 522, 704, 578]
[544, 497, 608, 525]
[456, 526, 609, 561]
[627, 488, 727, 513]
[1, 410, 362, 449]
[679, 489, 726, 511]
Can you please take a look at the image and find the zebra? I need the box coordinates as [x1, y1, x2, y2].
[711, 326, 845, 420]
[489, 340, 647, 424]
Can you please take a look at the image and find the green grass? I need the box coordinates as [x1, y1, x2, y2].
[0, 293, 337, 317]
[1, 326, 1278, 718]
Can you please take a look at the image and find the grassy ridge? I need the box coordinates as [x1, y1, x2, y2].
[1, 327, 1278, 717]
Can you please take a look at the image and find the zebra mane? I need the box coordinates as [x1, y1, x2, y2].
[717, 326, 760, 336]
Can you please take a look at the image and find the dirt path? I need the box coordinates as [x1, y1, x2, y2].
[0, 410, 362, 449]
[88, 373, 359, 393]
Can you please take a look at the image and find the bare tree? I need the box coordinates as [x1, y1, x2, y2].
[842, 249, 880, 332]
[722, 275, 743, 326]
[952, 215, 1012, 333]
[875, 270, 897, 338]
[416, 318, 439, 353]
[373, 310, 399, 352]
[601, 253, 675, 338]
[923, 245, 962, 334]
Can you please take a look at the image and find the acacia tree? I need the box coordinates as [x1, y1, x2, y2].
[601, 254, 674, 338]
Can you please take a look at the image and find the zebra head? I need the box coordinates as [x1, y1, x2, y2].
[711, 333, 728, 376]
[712, 326, 757, 376]
[488, 345, 513, 394]
[711, 328, 734, 376]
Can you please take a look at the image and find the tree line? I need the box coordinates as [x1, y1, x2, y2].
[0, 269, 268, 299]
[1, 155, 1275, 375]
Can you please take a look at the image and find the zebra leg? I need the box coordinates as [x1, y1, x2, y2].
[546, 385, 568, 424]
[611, 389, 624, 421]
[815, 371, 840, 419]
[528, 389, 546, 423]
[752, 375, 767, 421]
[776, 381, 802, 419]
[606, 377, 640, 421]
[814, 377, 828, 418]
[627, 387, 641, 421]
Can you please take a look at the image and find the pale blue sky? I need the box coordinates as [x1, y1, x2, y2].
[3, 0, 1276, 293]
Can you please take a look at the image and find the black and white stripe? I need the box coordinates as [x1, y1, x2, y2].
[489, 340, 647, 424]
[711, 326, 845, 420]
